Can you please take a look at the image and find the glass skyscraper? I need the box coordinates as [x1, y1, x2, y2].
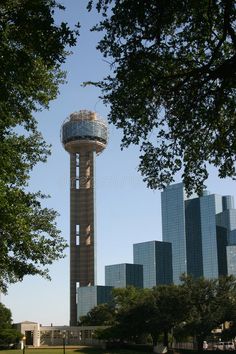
[227, 246, 236, 276]
[161, 183, 187, 284]
[216, 202, 236, 243]
[185, 197, 203, 278]
[105, 263, 143, 288]
[199, 194, 223, 278]
[77, 285, 113, 321]
[161, 183, 236, 283]
[133, 240, 173, 288]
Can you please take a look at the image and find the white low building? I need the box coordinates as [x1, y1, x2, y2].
[15, 321, 106, 347]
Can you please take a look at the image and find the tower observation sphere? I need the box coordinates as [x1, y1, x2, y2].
[61, 110, 108, 326]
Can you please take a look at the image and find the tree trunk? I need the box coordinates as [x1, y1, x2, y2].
[151, 333, 158, 347]
[163, 330, 168, 347]
[196, 335, 204, 351]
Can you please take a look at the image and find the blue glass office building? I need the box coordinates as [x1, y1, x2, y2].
[161, 183, 187, 284]
[162, 183, 236, 282]
[133, 241, 173, 288]
[105, 263, 143, 288]
[77, 285, 113, 321]
[216, 204, 236, 243]
[199, 193, 223, 278]
[227, 246, 236, 276]
[216, 203, 236, 275]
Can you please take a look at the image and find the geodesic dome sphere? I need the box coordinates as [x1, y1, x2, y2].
[61, 110, 108, 154]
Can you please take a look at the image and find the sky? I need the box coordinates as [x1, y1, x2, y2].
[2, 1, 236, 326]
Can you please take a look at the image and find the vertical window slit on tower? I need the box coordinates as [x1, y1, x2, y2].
[76, 154, 80, 167]
[76, 282, 80, 304]
[76, 225, 80, 245]
[76, 154, 80, 180]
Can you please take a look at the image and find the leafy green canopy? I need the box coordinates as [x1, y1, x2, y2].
[79, 303, 115, 326]
[179, 275, 236, 349]
[92, 277, 236, 349]
[0, 0, 79, 292]
[87, 0, 236, 194]
[0, 303, 22, 345]
[0, 303, 12, 329]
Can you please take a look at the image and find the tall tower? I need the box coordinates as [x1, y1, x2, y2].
[61, 110, 108, 326]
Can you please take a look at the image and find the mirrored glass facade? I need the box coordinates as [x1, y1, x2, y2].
[133, 240, 173, 288]
[185, 198, 203, 277]
[227, 246, 236, 276]
[77, 285, 113, 321]
[161, 183, 186, 284]
[105, 263, 143, 288]
[216, 208, 236, 275]
[162, 183, 236, 282]
[216, 225, 228, 276]
[216, 209, 236, 244]
[62, 120, 107, 145]
[200, 194, 222, 278]
[229, 229, 236, 245]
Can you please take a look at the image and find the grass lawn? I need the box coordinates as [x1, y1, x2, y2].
[0, 347, 152, 354]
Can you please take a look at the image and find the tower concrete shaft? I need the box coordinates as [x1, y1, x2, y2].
[61, 110, 108, 326]
[70, 151, 96, 325]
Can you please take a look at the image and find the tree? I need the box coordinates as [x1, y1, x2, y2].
[79, 303, 115, 326]
[150, 285, 189, 348]
[0, 303, 22, 348]
[96, 286, 188, 347]
[113, 289, 151, 344]
[118, 285, 189, 347]
[0, 0, 79, 292]
[112, 286, 145, 308]
[95, 287, 152, 344]
[95, 278, 236, 350]
[0, 303, 12, 329]
[180, 275, 236, 350]
[0, 329, 22, 348]
[87, 0, 236, 194]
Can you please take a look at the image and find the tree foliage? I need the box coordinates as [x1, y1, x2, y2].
[0, 329, 22, 347]
[92, 277, 236, 349]
[109, 286, 188, 346]
[0, 303, 12, 329]
[112, 287, 151, 343]
[92, 286, 188, 347]
[0, 0, 79, 292]
[79, 303, 116, 326]
[179, 275, 236, 350]
[87, 0, 236, 194]
[0, 303, 22, 347]
[150, 285, 189, 346]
